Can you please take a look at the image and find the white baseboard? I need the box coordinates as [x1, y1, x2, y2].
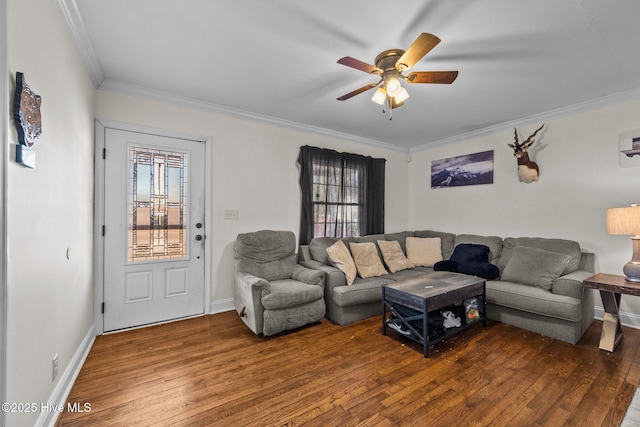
[211, 297, 235, 314]
[36, 326, 95, 427]
[594, 306, 640, 330]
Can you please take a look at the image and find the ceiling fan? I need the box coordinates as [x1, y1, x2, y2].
[337, 33, 458, 117]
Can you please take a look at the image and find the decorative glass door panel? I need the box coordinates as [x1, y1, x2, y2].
[128, 146, 189, 262]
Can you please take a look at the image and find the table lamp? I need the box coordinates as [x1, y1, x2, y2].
[607, 204, 640, 282]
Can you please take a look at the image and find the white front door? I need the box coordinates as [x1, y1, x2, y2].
[103, 128, 206, 332]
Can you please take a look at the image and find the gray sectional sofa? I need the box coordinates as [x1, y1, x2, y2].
[299, 230, 595, 345]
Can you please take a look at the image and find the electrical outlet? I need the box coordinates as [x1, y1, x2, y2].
[223, 209, 239, 220]
[52, 354, 59, 382]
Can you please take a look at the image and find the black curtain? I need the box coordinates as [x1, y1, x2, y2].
[297, 145, 385, 245]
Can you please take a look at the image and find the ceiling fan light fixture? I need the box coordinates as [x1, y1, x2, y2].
[336, 33, 458, 116]
[394, 87, 410, 103]
[385, 77, 402, 97]
[371, 87, 386, 105]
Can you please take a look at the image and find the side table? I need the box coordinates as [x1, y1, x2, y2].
[582, 273, 640, 352]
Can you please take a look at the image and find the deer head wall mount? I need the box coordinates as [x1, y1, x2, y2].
[508, 123, 545, 183]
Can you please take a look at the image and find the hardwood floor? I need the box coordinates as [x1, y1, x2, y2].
[56, 312, 640, 426]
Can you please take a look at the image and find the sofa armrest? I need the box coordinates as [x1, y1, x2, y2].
[578, 252, 595, 273]
[300, 260, 347, 293]
[298, 245, 312, 262]
[292, 264, 325, 288]
[300, 259, 335, 273]
[234, 272, 270, 335]
[552, 270, 593, 300]
[236, 272, 270, 290]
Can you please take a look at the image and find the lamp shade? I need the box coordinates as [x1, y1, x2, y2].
[607, 205, 640, 236]
[394, 87, 410, 103]
[371, 87, 386, 105]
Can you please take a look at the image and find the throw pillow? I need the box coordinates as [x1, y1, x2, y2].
[326, 240, 357, 285]
[500, 246, 571, 290]
[349, 242, 388, 279]
[450, 243, 490, 264]
[377, 240, 415, 273]
[433, 244, 500, 280]
[406, 237, 443, 267]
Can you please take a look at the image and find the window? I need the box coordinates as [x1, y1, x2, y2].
[312, 159, 363, 238]
[298, 146, 385, 245]
[128, 146, 188, 262]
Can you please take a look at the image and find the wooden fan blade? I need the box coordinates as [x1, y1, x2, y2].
[406, 71, 459, 84]
[396, 33, 441, 71]
[337, 82, 379, 101]
[337, 57, 382, 75]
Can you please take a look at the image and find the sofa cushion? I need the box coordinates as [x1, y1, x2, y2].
[414, 230, 456, 260]
[385, 231, 415, 254]
[309, 237, 338, 265]
[486, 280, 582, 322]
[377, 240, 415, 273]
[332, 276, 394, 307]
[355, 234, 386, 245]
[406, 237, 443, 267]
[349, 242, 388, 278]
[262, 279, 324, 310]
[433, 244, 500, 280]
[500, 246, 571, 290]
[385, 268, 431, 282]
[498, 237, 581, 275]
[326, 240, 358, 285]
[234, 230, 298, 281]
[455, 234, 503, 265]
[411, 266, 436, 274]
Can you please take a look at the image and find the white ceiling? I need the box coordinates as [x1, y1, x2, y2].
[61, 0, 640, 151]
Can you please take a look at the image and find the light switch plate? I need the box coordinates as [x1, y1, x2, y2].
[223, 209, 239, 220]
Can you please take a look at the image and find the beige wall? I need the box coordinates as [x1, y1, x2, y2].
[95, 90, 410, 304]
[408, 98, 640, 324]
[6, 0, 96, 425]
[90, 88, 640, 325]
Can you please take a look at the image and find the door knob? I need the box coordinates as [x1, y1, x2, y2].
[195, 235, 203, 241]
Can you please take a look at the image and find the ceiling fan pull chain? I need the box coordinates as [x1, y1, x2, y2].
[388, 97, 393, 120]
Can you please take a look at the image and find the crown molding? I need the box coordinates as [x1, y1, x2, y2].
[98, 79, 407, 153]
[409, 86, 640, 153]
[57, 0, 104, 87]
[99, 77, 640, 155]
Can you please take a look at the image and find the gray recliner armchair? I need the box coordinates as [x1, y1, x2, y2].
[233, 230, 326, 336]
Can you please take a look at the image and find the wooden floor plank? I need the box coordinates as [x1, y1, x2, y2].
[56, 312, 640, 427]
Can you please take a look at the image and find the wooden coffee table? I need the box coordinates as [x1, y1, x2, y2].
[382, 271, 486, 357]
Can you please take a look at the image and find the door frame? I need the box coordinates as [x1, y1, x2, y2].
[0, 0, 8, 422]
[94, 120, 212, 335]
